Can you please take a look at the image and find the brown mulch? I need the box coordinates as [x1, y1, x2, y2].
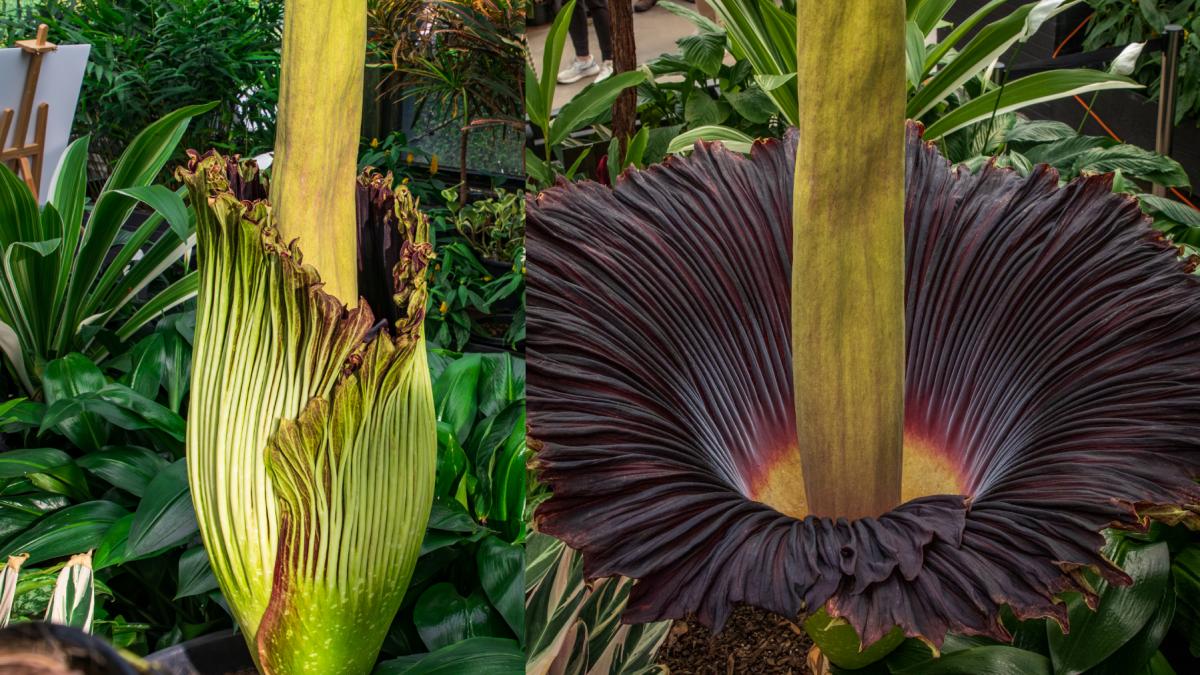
[656, 605, 817, 675]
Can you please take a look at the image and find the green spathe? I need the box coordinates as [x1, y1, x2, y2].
[181, 153, 436, 674]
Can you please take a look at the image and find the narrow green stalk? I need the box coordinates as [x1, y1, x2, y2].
[792, 1, 905, 519]
[271, 0, 367, 303]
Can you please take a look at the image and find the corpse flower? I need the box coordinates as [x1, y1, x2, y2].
[526, 124, 1200, 649]
[182, 1, 437, 672]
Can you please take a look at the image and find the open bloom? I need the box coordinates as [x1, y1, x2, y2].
[526, 125, 1200, 647]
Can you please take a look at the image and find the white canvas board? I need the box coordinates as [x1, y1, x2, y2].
[0, 43, 90, 203]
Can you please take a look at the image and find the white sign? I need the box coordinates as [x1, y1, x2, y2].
[0, 43, 90, 203]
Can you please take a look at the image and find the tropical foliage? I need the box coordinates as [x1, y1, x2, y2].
[0, 0, 283, 174]
[1083, 0, 1200, 124]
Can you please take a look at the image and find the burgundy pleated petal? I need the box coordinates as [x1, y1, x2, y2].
[527, 124, 1200, 646]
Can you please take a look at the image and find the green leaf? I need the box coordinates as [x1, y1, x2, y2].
[413, 583, 509, 652]
[679, 31, 726, 77]
[0, 448, 72, 479]
[667, 125, 755, 155]
[76, 446, 170, 498]
[684, 88, 727, 127]
[906, 20, 927, 88]
[1005, 119, 1078, 143]
[1139, 195, 1200, 228]
[477, 536, 524, 643]
[536, 0, 576, 132]
[175, 546, 218, 600]
[1073, 145, 1190, 188]
[112, 186, 192, 241]
[375, 637, 524, 675]
[92, 514, 133, 569]
[126, 459, 196, 556]
[548, 70, 648, 148]
[435, 353, 482, 445]
[40, 354, 109, 451]
[0, 501, 128, 564]
[892, 645, 1052, 674]
[924, 70, 1142, 140]
[1047, 540, 1171, 675]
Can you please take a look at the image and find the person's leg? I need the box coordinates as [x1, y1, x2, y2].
[559, 2, 601, 83]
[588, 0, 613, 62]
[567, 2, 591, 59]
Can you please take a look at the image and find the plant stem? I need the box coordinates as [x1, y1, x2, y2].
[792, 0, 905, 519]
[270, 0, 366, 303]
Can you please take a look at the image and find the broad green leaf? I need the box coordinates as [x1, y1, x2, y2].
[1088, 573, 1175, 675]
[175, 546, 219, 600]
[40, 353, 109, 451]
[59, 102, 214, 356]
[1047, 540, 1171, 675]
[113, 271, 199, 343]
[126, 459, 196, 556]
[1073, 145, 1190, 188]
[92, 514, 133, 569]
[112, 186, 192, 241]
[376, 637, 524, 675]
[435, 353, 481, 444]
[413, 583, 509, 651]
[537, 0, 576, 132]
[477, 536, 524, 643]
[923, 70, 1141, 140]
[76, 446, 170, 498]
[548, 70, 648, 148]
[679, 31, 725, 77]
[0, 501, 128, 564]
[892, 645, 1053, 674]
[906, 20, 927, 88]
[0, 448, 72, 479]
[1140, 194, 1200, 229]
[667, 125, 755, 155]
[684, 88, 727, 127]
[1005, 119, 1078, 143]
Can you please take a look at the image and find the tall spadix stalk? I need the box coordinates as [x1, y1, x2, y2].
[271, 0, 367, 302]
[792, 1, 905, 519]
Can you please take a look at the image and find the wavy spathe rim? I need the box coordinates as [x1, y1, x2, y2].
[180, 152, 437, 672]
[526, 124, 1200, 647]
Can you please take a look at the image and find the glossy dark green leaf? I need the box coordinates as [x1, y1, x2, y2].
[1088, 569, 1175, 675]
[679, 31, 725, 77]
[476, 536, 524, 643]
[126, 459, 196, 556]
[1048, 540, 1171, 675]
[476, 353, 522, 418]
[375, 637, 524, 675]
[77, 446, 170, 497]
[93, 513, 133, 569]
[28, 461, 90, 501]
[434, 353, 481, 445]
[40, 353, 109, 450]
[435, 424, 468, 500]
[0, 448, 72, 478]
[892, 645, 1052, 675]
[0, 501, 128, 564]
[413, 583, 509, 651]
[426, 503, 484, 534]
[175, 546, 218, 599]
[123, 332, 167, 399]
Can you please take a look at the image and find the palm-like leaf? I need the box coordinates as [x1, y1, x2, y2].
[526, 125, 1200, 647]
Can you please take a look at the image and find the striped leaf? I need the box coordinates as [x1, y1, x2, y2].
[45, 551, 95, 633]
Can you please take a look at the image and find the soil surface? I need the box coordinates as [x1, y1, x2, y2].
[657, 605, 815, 674]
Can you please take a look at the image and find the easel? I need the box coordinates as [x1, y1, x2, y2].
[1, 24, 56, 198]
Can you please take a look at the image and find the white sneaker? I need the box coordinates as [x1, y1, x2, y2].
[595, 60, 614, 83]
[558, 58, 600, 84]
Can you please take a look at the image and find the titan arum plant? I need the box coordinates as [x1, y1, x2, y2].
[184, 0, 436, 673]
[526, 0, 1200, 668]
